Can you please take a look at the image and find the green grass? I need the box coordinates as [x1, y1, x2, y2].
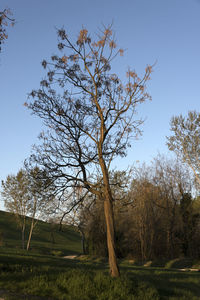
[120, 260, 200, 299]
[1, 210, 200, 299]
[0, 252, 200, 299]
[0, 252, 159, 299]
[0, 210, 82, 255]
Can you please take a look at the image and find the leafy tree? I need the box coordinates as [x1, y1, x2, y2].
[1, 167, 54, 250]
[1, 169, 30, 249]
[167, 111, 200, 187]
[27, 25, 152, 276]
[0, 8, 14, 52]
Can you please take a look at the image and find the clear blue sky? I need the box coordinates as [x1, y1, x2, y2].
[0, 0, 200, 209]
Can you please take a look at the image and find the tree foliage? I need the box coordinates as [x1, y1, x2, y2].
[167, 111, 200, 187]
[1, 167, 55, 250]
[1, 169, 30, 249]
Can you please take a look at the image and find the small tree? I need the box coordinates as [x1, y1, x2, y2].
[27, 25, 152, 276]
[1, 169, 30, 249]
[167, 111, 200, 187]
[1, 167, 54, 250]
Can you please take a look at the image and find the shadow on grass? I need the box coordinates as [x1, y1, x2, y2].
[1, 250, 200, 299]
[120, 264, 200, 299]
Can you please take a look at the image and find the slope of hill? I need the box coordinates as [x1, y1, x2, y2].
[0, 210, 82, 255]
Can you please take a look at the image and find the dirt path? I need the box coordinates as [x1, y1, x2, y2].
[62, 255, 78, 259]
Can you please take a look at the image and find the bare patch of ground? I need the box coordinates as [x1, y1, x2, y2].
[62, 255, 78, 259]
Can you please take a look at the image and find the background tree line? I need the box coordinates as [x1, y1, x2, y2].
[77, 156, 200, 261]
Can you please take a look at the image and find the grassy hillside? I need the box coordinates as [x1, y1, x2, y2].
[0, 210, 82, 256]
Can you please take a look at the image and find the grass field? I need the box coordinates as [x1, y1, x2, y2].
[0, 251, 200, 299]
[1, 210, 200, 299]
[0, 210, 82, 256]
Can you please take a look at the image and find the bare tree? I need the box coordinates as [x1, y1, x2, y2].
[152, 156, 190, 257]
[79, 156, 197, 260]
[27, 25, 152, 276]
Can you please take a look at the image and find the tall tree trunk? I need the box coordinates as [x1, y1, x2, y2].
[104, 196, 120, 277]
[99, 156, 120, 277]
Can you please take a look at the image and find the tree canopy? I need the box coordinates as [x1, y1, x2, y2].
[167, 110, 200, 187]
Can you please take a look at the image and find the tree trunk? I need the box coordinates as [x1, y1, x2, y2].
[81, 231, 86, 254]
[27, 218, 34, 251]
[96, 134, 120, 277]
[78, 226, 86, 254]
[27, 197, 37, 251]
[104, 196, 120, 277]
[22, 221, 25, 250]
[98, 155, 120, 277]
